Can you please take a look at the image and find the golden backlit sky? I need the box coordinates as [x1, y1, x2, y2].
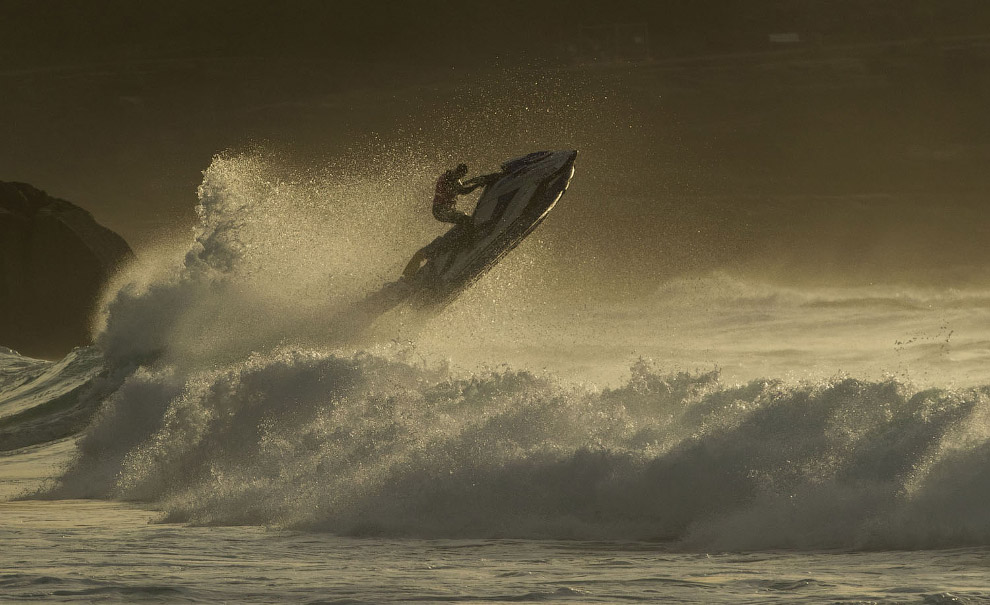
[4, 0, 990, 291]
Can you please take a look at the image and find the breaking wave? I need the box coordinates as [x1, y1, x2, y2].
[41, 346, 990, 551]
[24, 153, 990, 551]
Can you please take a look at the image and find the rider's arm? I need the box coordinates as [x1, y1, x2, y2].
[459, 172, 501, 193]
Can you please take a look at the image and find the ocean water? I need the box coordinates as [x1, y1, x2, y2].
[3, 155, 990, 602]
[2, 497, 988, 603]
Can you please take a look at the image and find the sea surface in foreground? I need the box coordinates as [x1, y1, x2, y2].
[3, 445, 987, 604]
[2, 499, 988, 604]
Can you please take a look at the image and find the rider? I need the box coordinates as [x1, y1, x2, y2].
[431, 163, 490, 225]
[403, 164, 500, 278]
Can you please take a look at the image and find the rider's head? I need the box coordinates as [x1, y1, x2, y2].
[454, 163, 468, 178]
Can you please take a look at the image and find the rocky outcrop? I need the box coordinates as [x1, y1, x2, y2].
[0, 182, 133, 359]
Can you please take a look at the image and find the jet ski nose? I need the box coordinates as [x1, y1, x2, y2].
[563, 150, 578, 168]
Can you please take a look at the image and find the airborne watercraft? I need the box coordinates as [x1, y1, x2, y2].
[346, 149, 577, 332]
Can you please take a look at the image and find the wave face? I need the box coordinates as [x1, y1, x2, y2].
[0, 347, 109, 451]
[29, 154, 990, 550]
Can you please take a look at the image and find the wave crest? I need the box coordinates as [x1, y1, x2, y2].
[42, 345, 990, 550]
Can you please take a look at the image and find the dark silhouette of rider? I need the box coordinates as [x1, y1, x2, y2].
[431, 163, 488, 225]
[403, 164, 500, 278]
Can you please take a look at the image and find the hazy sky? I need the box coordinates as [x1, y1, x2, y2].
[4, 1, 990, 289]
[7, 1, 990, 69]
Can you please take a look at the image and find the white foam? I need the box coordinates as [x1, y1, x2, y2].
[21, 153, 990, 550]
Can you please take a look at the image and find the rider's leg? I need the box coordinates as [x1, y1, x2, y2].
[403, 248, 427, 278]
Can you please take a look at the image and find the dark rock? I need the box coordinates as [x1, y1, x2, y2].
[0, 182, 133, 359]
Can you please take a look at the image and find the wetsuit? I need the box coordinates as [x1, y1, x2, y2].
[403, 168, 500, 278]
[431, 169, 474, 226]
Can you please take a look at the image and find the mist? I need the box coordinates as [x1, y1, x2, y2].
[4, 1, 990, 293]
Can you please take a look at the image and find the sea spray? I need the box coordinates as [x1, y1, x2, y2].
[93, 152, 434, 369]
[41, 341, 990, 550]
[32, 153, 990, 550]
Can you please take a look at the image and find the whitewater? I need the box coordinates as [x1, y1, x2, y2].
[3, 155, 990, 603]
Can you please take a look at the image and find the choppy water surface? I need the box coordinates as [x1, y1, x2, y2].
[2, 500, 988, 603]
[5, 156, 990, 602]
